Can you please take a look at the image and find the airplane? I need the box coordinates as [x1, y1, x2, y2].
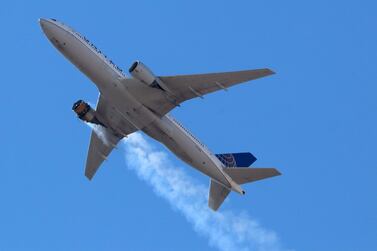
[39, 18, 281, 211]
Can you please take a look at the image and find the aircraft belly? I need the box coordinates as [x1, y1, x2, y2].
[39, 18, 280, 210]
[143, 117, 231, 188]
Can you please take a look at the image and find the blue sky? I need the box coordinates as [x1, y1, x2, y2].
[1, 0, 376, 250]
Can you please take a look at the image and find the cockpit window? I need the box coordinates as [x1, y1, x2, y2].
[51, 18, 57, 21]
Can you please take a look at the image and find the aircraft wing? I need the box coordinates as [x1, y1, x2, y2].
[85, 128, 121, 180]
[121, 68, 274, 116]
[85, 95, 136, 180]
[159, 68, 274, 103]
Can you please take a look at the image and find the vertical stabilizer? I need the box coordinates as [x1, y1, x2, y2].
[215, 152, 257, 167]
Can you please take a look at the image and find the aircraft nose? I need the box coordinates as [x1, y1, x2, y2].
[39, 18, 58, 39]
[39, 18, 50, 34]
[38, 18, 48, 27]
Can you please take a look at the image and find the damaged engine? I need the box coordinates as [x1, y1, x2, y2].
[72, 100, 105, 126]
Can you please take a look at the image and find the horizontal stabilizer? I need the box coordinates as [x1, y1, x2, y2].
[215, 152, 257, 167]
[208, 179, 231, 211]
[223, 168, 281, 185]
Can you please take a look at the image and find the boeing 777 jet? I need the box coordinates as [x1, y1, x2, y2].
[39, 18, 280, 210]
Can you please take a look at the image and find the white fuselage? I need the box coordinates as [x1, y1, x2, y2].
[39, 18, 243, 194]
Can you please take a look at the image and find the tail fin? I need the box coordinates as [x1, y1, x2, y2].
[223, 168, 281, 184]
[215, 152, 257, 167]
[208, 179, 231, 211]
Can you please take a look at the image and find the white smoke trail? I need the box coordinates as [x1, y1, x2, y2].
[123, 133, 292, 251]
[86, 123, 110, 146]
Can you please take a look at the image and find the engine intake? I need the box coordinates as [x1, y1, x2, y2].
[128, 61, 163, 90]
[72, 100, 104, 126]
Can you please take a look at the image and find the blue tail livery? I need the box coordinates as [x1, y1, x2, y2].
[215, 152, 257, 168]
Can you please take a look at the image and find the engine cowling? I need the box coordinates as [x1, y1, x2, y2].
[129, 61, 163, 89]
[72, 100, 104, 126]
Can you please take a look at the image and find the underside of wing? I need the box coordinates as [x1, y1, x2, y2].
[85, 95, 137, 180]
[121, 68, 274, 116]
[119, 78, 175, 117]
[159, 68, 275, 104]
[85, 127, 121, 180]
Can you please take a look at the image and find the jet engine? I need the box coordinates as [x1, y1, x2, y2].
[128, 61, 163, 90]
[72, 100, 104, 126]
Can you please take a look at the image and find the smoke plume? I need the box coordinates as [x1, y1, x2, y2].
[86, 123, 110, 146]
[123, 133, 291, 251]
